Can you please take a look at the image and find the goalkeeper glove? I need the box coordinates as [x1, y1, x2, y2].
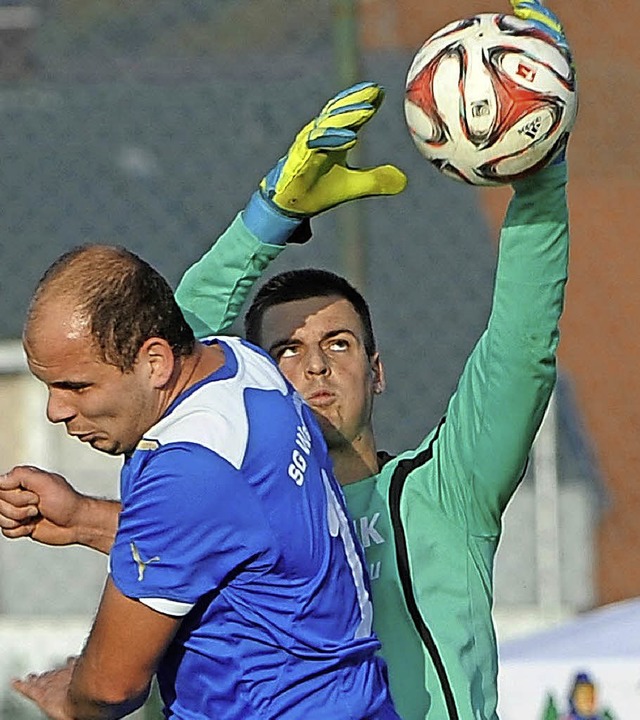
[510, 0, 568, 52]
[510, 0, 574, 166]
[243, 81, 407, 245]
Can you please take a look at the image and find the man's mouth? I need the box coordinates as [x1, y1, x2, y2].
[70, 431, 93, 443]
[306, 390, 336, 407]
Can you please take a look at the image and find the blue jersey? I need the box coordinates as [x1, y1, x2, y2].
[110, 337, 397, 720]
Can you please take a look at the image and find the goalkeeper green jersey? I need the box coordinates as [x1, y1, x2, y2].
[174, 164, 569, 720]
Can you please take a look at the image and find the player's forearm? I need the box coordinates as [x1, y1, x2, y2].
[498, 163, 569, 286]
[73, 496, 121, 554]
[67, 636, 150, 720]
[11, 654, 145, 720]
[66, 578, 177, 720]
[175, 213, 284, 339]
[66, 682, 148, 720]
[488, 163, 569, 370]
[475, 162, 569, 391]
[438, 164, 569, 514]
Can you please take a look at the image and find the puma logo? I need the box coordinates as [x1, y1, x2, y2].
[130, 542, 160, 581]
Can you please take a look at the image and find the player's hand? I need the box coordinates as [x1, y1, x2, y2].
[0, 466, 86, 546]
[259, 82, 407, 218]
[12, 657, 77, 720]
[510, 0, 567, 51]
[511, 0, 574, 167]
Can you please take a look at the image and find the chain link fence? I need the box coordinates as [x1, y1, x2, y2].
[0, 0, 505, 454]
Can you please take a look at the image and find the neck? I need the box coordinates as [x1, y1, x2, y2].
[329, 430, 379, 486]
[164, 342, 224, 410]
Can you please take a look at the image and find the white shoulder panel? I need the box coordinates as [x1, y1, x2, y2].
[140, 338, 288, 470]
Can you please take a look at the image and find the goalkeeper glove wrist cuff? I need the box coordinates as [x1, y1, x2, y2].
[242, 191, 303, 246]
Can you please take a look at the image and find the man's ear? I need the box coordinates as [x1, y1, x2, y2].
[371, 353, 386, 395]
[138, 338, 175, 389]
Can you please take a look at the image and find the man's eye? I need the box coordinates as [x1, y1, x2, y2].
[278, 347, 298, 359]
[329, 339, 349, 351]
[58, 383, 90, 392]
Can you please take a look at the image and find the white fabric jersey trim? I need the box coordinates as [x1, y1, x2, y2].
[108, 565, 194, 616]
[139, 596, 194, 617]
[140, 337, 288, 470]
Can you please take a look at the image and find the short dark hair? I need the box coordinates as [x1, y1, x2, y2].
[244, 269, 376, 357]
[27, 244, 195, 371]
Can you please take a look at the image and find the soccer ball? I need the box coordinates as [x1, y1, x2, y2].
[404, 13, 578, 186]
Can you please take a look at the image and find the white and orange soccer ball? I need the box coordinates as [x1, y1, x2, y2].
[404, 12, 578, 186]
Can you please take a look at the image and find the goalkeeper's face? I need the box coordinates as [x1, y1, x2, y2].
[259, 295, 385, 452]
[24, 299, 162, 456]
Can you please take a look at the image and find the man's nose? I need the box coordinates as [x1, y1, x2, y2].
[304, 348, 330, 376]
[46, 390, 76, 425]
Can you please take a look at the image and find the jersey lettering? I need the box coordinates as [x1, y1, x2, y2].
[295, 423, 311, 453]
[369, 561, 381, 581]
[288, 424, 311, 486]
[359, 512, 385, 547]
[288, 464, 305, 485]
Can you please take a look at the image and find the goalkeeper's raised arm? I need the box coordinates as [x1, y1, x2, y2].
[175, 81, 406, 337]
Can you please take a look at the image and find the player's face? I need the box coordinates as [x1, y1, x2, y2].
[24, 305, 158, 456]
[260, 296, 384, 449]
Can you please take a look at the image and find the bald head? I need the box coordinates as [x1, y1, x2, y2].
[25, 244, 196, 371]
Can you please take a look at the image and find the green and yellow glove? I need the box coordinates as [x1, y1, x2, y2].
[242, 82, 407, 245]
[510, 0, 568, 52]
